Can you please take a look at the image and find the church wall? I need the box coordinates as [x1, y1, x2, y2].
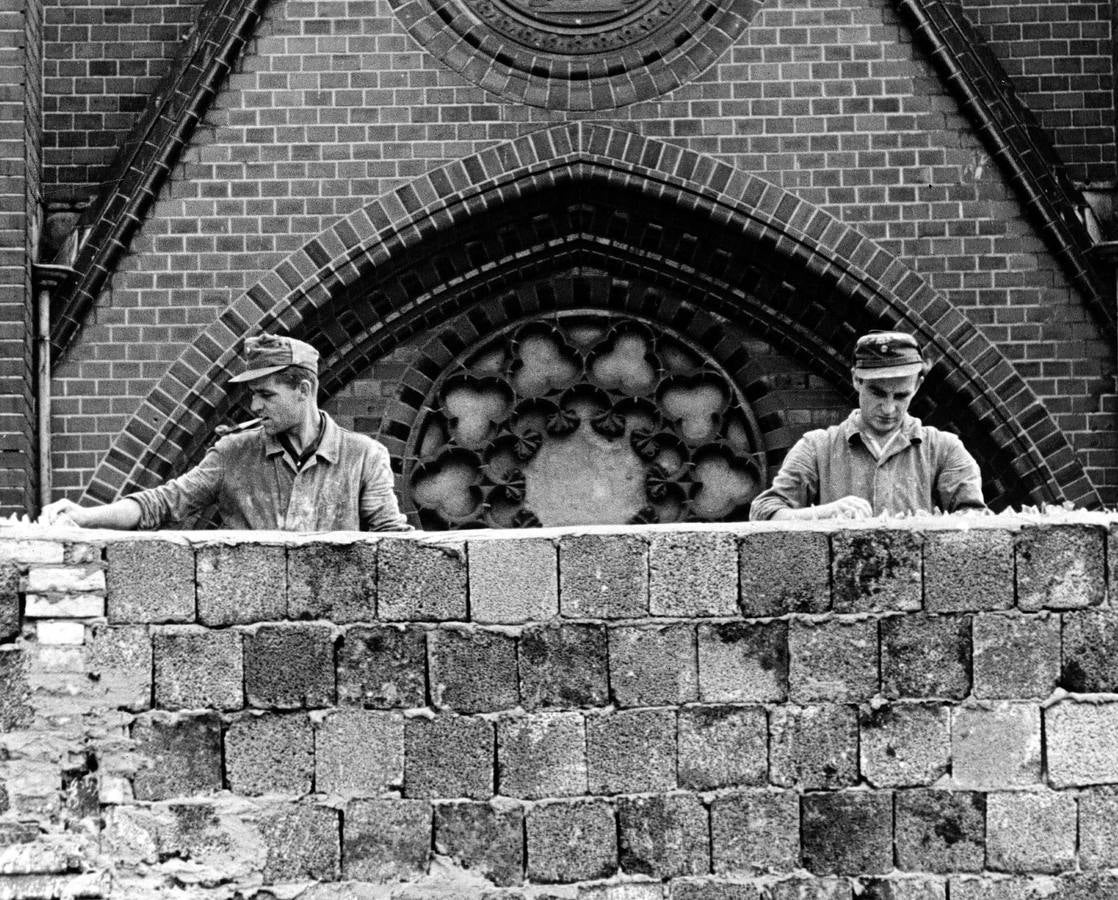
[0, 516, 1114, 897]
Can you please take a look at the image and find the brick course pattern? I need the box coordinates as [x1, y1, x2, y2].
[0, 515, 1115, 897]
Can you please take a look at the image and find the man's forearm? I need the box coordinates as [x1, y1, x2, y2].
[73, 498, 143, 529]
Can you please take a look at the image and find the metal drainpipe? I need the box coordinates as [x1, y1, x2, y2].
[30, 264, 75, 513]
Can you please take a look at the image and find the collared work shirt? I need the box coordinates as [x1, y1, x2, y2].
[749, 411, 985, 520]
[129, 414, 411, 531]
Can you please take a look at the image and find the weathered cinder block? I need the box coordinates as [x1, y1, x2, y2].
[225, 713, 314, 796]
[586, 708, 675, 794]
[766, 879, 853, 900]
[525, 798, 616, 883]
[858, 879, 946, 900]
[677, 705, 767, 791]
[769, 704, 858, 789]
[986, 791, 1076, 874]
[468, 536, 558, 623]
[260, 802, 340, 883]
[949, 876, 1052, 900]
[649, 530, 737, 616]
[315, 709, 403, 797]
[860, 703, 950, 787]
[669, 880, 762, 900]
[895, 790, 985, 873]
[697, 621, 788, 702]
[428, 627, 518, 713]
[519, 623, 608, 710]
[618, 793, 709, 878]
[1016, 524, 1105, 611]
[87, 623, 151, 711]
[153, 626, 243, 711]
[710, 789, 799, 874]
[1060, 608, 1118, 692]
[0, 563, 17, 643]
[337, 625, 426, 709]
[880, 613, 971, 699]
[377, 537, 467, 621]
[973, 612, 1059, 699]
[801, 791, 893, 875]
[244, 623, 335, 709]
[581, 885, 663, 900]
[196, 543, 285, 626]
[1045, 700, 1118, 788]
[404, 714, 493, 800]
[0, 647, 30, 730]
[738, 529, 830, 616]
[1078, 789, 1118, 869]
[106, 539, 195, 623]
[832, 529, 922, 613]
[434, 801, 524, 887]
[788, 618, 877, 703]
[951, 703, 1041, 789]
[287, 539, 376, 622]
[923, 528, 1014, 612]
[343, 798, 430, 882]
[558, 533, 647, 618]
[131, 712, 222, 801]
[609, 623, 697, 707]
[497, 712, 586, 799]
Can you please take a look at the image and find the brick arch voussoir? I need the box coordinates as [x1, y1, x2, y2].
[82, 123, 1097, 508]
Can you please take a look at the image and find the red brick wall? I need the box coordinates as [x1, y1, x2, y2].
[41, 0, 1118, 506]
[959, 0, 1116, 186]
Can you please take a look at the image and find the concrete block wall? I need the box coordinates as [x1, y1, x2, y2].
[0, 515, 1116, 898]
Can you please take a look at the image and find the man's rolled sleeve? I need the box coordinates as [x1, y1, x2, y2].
[127, 448, 224, 529]
[748, 433, 821, 521]
[935, 433, 986, 512]
[360, 442, 412, 531]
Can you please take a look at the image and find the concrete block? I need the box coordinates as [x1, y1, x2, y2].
[0, 540, 64, 564]
[801, 791, 893, 875]
[1060, 608, 1118, 692]
[1045, 700, 1118, 787]
[586, 708, 675, 794]
[0, 647, 30, 730]
[428, 627, 518, 713]
[315, 709, 404, 797]
[86, 623, 151, 711]
[525, 798, 616, 883]
[377, 537, 467, 621]
[618, 793, 709, 878]
[343, 798, 430, 882]
[858, 880, 946, 900]
[698, 621, 788, 702]
[880, 613, 971, 700]
[769, 704, 858, 789]
[924, 528, 1014, 612]
[895, 790, 985, 873]
[0, 563, 17, 643]
[986, 790, 1076, 874]
[225, 712, 314, 796]
[35, 620, 85, 644]
[519, 623, 608, 710]
[405, 714, 493, 800]
[468, 536, 557, 623]
[609, 623, 697, 707]
[337, 624, 426, 709]
[860, 702, 950, 787]
[24, 593, 103, 618]
[106, 540, 195, 623]
[497, 712, 586, 799]
[196, 543, 286, 626]
[710, 789, 799, 874]
[153, 626, 243, 711]
[738, 529, 830, 616]
[287, 539, 376, 622]
[25, 564, 105, 593]
[131, 711, 222, 801]
[949, 876, 1060, 900]
[260, 802, 340, 883]
[951, 703, 1041, 789]
[669, 880, 762, 900]
[788, 618, 878, 703]
[649, 530, 737, 616]
[244, 622, 335, 709]
[1016, 524, 1105, 611]
[1078, 788, 1118, 869]
[434, 801, 524, 887]
[558, 533, 647, 618]
[973, 612, 1059, 699]
[766, 879, 853, 900]
[677, 705, 767, 791]
[832, 529, 922, 613]
[582, 885, 664, 900]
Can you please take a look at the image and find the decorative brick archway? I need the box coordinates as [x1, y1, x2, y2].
[83, 123, 1101, 512]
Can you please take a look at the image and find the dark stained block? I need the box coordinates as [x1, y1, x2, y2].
[434, 801, 523, 887]
[618, 793, 709, 878]
[738, 529, 830, 616]
[518, 623, 608, 710]
[287, 539, 376, 622]
[1060, 608, 1118, 693]
[525, 798, 616, 883]
[608, 623, 697, 707]
[131, 712, 222, 801]
[880, 614, 971, 700]
[586, 708, 675, 795]
[337, 625, 426, 709]
[428, 628, 518, 713]
[697, 621, 788, 702]
[405, 715, 493, 800]
[343, 798, 430, 882]
[832, 529, 922, 613]
[244, 623, 335, 709]
[895, 790, 985, 873]
[801, 791, 893, 875]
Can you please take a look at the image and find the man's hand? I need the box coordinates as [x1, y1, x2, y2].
[771, 495, 873, 521]
[39, 498, 90, 527]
